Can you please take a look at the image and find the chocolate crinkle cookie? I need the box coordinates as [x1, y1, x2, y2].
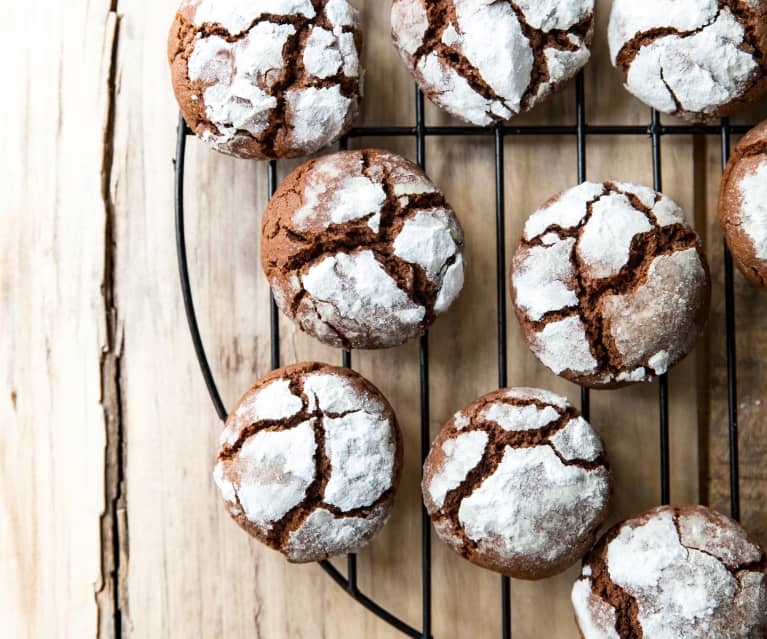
[572, 505, 767, 639]
[719, 118, 767, 288]
[608, 0, 767, 122]
[511, 181, 711, 389]
[422, 387, 611, 580]
[167, 0, 363, 159]
[390, 0, 595, 126]
[214, 363, 402, 563]
[262, 149, 465, 350]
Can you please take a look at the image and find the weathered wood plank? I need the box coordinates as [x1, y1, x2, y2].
[0, 2, 119, 638]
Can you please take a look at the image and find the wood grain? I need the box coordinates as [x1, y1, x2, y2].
[3, 1, 767, 638]
[0, 2, 120, 638]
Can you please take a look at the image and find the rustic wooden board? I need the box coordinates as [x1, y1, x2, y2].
[0, 2, 120, 638]
[4, 0, 767, 638]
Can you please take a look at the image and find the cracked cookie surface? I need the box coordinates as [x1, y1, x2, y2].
[511, 181, 711, 389]
[214, 362, 402, 562]
[719, 118, 767, 288]
[422, 387, 611, 579]
[572, 505, 767, 639]
[167, 0, 363, 159]
[262, 149, 465, 349]
[390, 0, 595, 126]
[608, 0, 767, 122]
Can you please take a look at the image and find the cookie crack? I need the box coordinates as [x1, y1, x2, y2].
[521, 183, 703, 379]
[506, 1, 593, 110]
[614, 9, 724, 74]
[584, 527, 644, 639]
[433, 403, 586, 556]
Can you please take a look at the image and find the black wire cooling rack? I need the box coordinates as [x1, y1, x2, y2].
[175, 71, 753, 638]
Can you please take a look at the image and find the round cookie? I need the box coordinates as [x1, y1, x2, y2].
[262, 149, 465, 349]
[608, 0, 767, 122]
[390, 0, 595, 126]
[422, 387, 611, 580]
[511, 181, 711, 389]
[572, 505, 767, 639]
[214, 362, 402, 563]
[719, 118, 767, 288]
[167, 0, 363, 159]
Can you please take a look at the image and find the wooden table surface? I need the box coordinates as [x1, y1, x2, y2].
[3, 1, 767, 637]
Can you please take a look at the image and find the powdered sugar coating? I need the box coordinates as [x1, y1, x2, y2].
[423, 387, 610, 579]
[427, 430, 489, 508]
[481, 402, 559, 432]
[602, 249, 708, 373]
[512, 181, 710, 388]
[215, 363, 401, 562]
[512, 238, 578, 321]
[189, 0, 316, 33]
[550, 416, 603, 462]
[263, 150, 465, 349]
[608, 1, 767, 121]
[391, 0, 595, 126]
[571, 578, 620, 639]
[531, 316, 599, 375]
[170, 0, 362, 159]
[220, 378, 303, 445]
[283, 505, 390, 562]
[574, 506, 767, 638]
[323, 411, 397, 511]
[302, 251, 427, 344]
[738, 159, 767, 261]
[578, 193, 653, 280]
[234, 419, 317, 531]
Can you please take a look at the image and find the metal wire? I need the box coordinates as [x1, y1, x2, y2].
[175, 70, 752, 636]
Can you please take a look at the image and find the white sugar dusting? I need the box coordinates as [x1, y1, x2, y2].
[325, 0, 358, 29]
[286, 86, 352, 149]
[602, 248, 706, 372]
[738, 159, 767, 261]
[393, 209, 460, 281]
[301, 250, 425, 346]
[550, 416, 603, 462]
[416, 52, 503, 127]
[503, 388, 569, 409]
[434, 255, 465, 315]
[391, 0, 429, 56]
[394, 0, 592, 125]
[571, 578, 621, 639]
[610, 2, 759, 116]
[232, 419, 317, 528]
[649, 350, 670, 375]
[428, 431, 489, 508]
[524, 182, 605, 240]
[453, 0, 532, 114]
[513, 238, 578, 320]
[678, 509, 762, 569]
[303, 371, 379, 415]
[303, 27, 343, 78]
[532, 316, 598, 375]
[284, 506, 386, 562]
[578, 193, 652, 280]
[481, 402, 559, 432]
[188, 25, 293, 141]
[295, 172, 385, 230]
[605, 508, 767, 637]
[652, 196, 687, 227]
[222, 378, 303, 445]
[458, 445, 609, 560]
[191, 0, 316, 33]
[515, 0, 593, 31]
[323, 411, 396, 511]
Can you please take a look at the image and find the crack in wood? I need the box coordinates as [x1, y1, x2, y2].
[95, 6, 128, 639]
